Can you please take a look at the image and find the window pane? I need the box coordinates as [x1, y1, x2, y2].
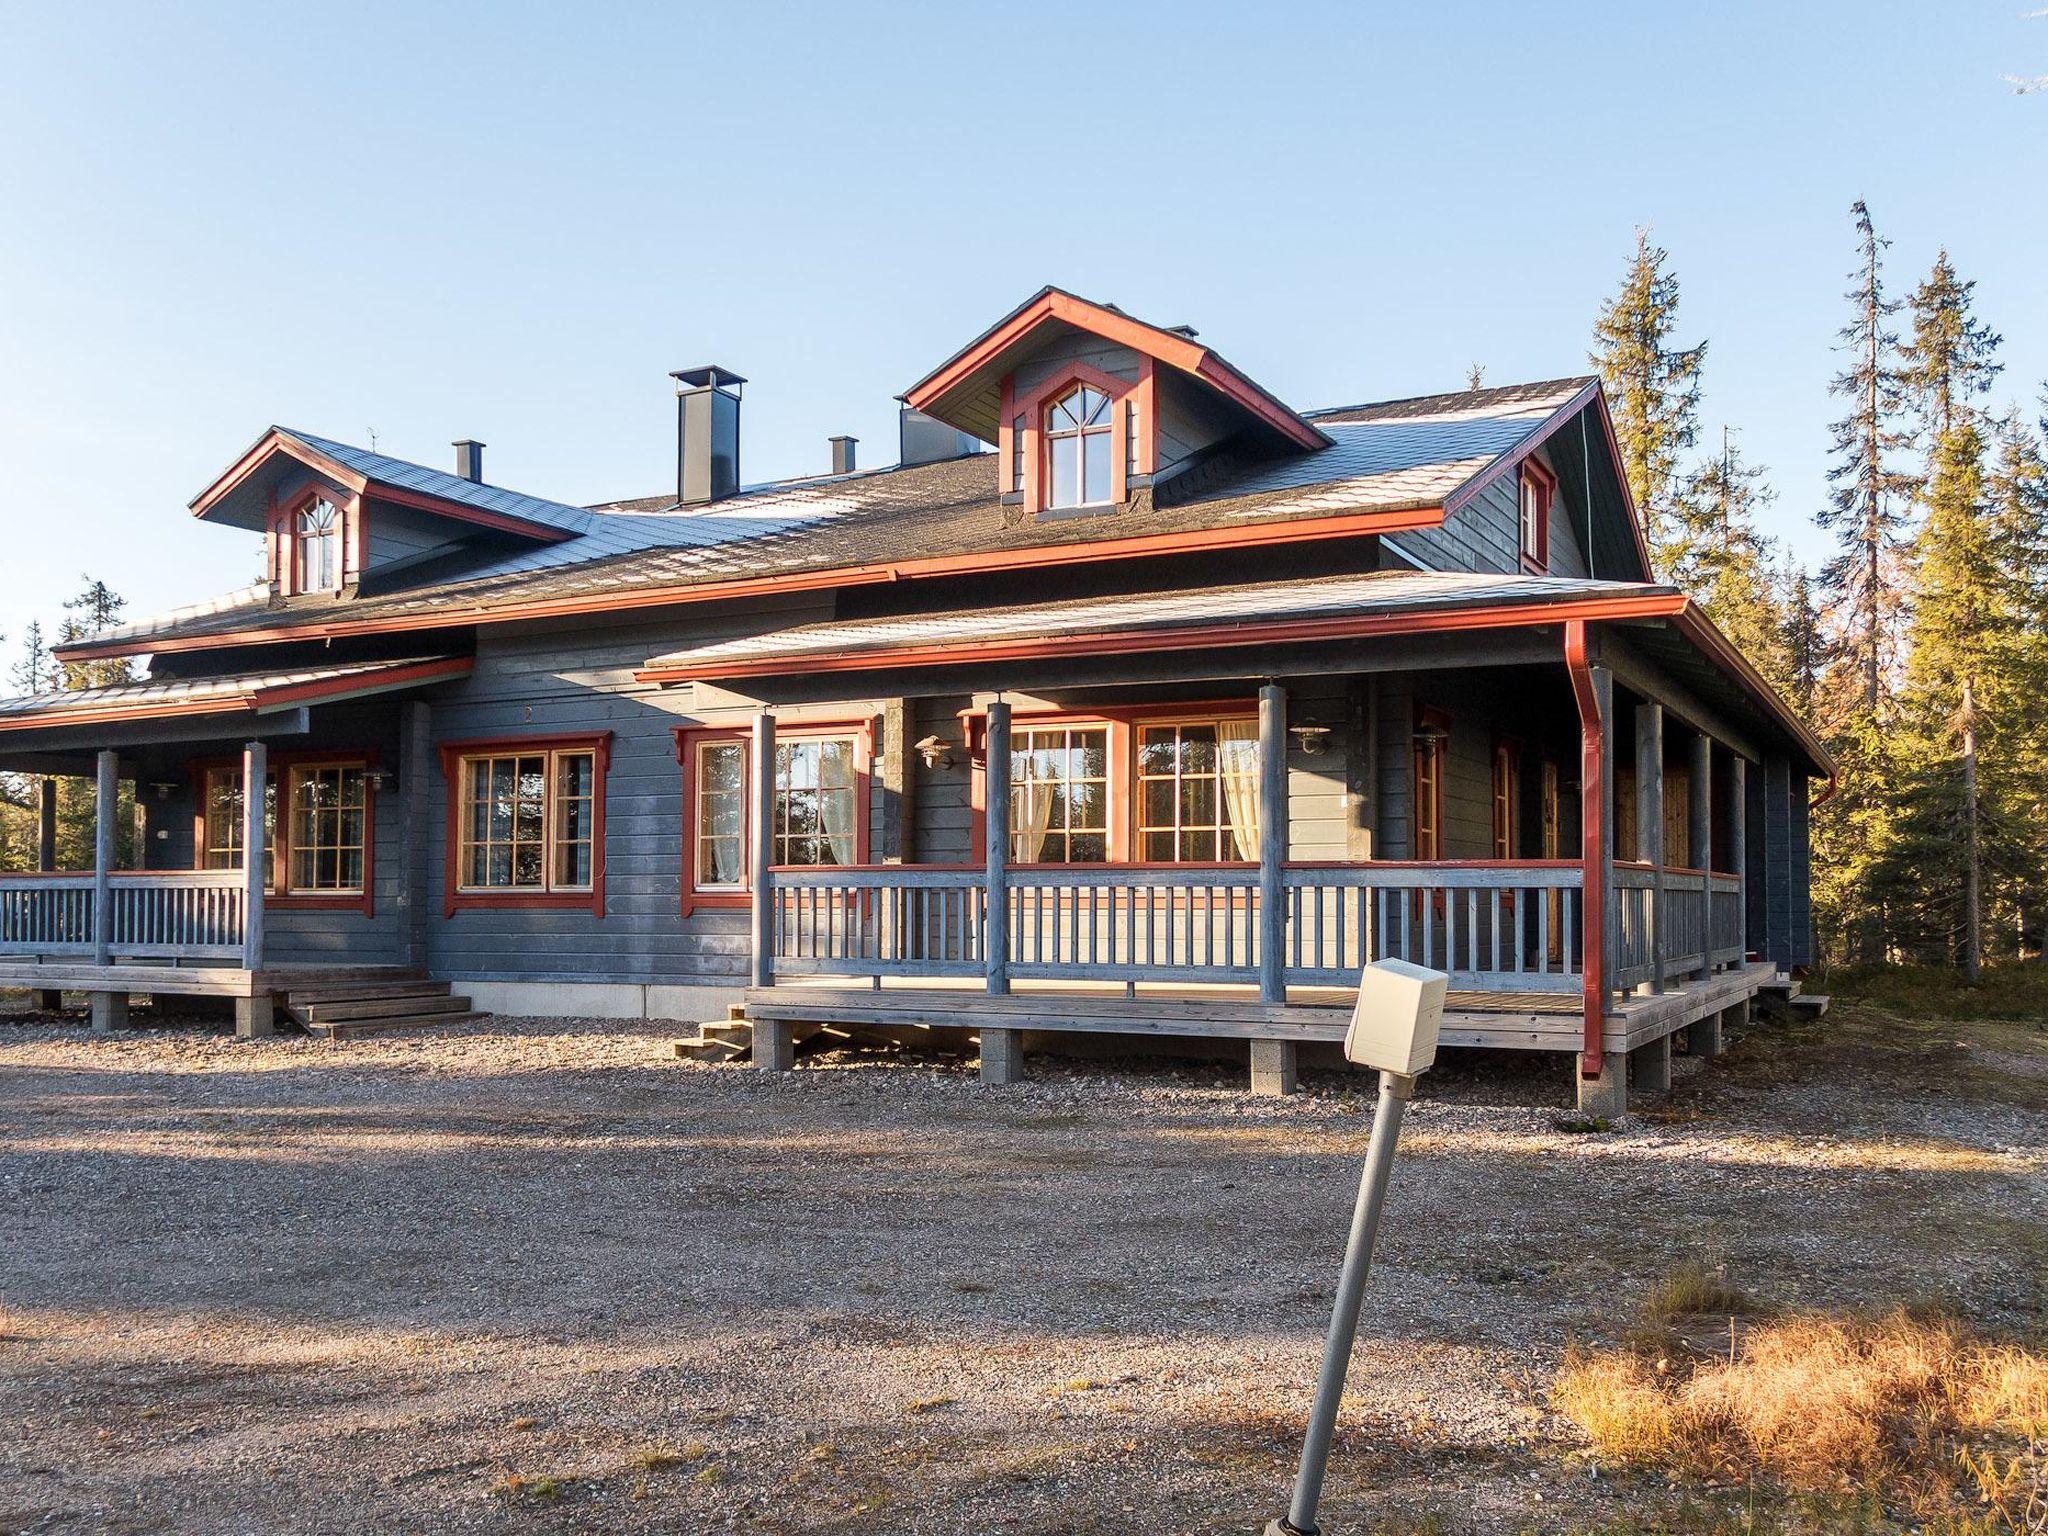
[1048, 434, 1078, 508]
[1140, 830, 1176, 861]
[702, 742, 741, 793]
[1082, 430, 1111, 503]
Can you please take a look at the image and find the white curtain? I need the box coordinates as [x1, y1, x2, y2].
[1217, 720, 1262, 862]
[821, 784, 857, 867]
[1014, 771, 1056, 862]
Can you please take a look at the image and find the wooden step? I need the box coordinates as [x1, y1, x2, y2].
[675, 1035, 751, 1063]
[306, 1011, 486, 1041]
[290, 993, 471, 1025]
[1790, 993, 1831, 1018]
[281, 980, 454, 1006]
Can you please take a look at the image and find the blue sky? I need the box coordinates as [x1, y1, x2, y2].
[0, 1, 2042, 658]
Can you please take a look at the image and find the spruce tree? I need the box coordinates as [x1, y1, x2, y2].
[10, 622, 49, 697]
[1816, 200, 1917, 723]
[54, 578, 135, 691]
[1984, 410, 2048, 955]
[1902, 250, 2003, 444]
[1671, 432, 1793, 696]
[1781, 562, 1824, 725]
[1590, 228, 1707, 574]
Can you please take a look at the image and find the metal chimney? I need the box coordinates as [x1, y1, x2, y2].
[670, 366, 746, 505]
[452, 439, 485, 483]
[829, 435, 858, 475]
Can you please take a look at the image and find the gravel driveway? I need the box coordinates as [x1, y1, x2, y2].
[1, 1003, 2041, 1534]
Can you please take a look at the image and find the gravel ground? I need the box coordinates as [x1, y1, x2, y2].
[0, 999, 2042, 1535]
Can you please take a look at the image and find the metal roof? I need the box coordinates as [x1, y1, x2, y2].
[641, 569, 1673, 677]
[0, 655, 470, 731]
[277, 430, 600, 536]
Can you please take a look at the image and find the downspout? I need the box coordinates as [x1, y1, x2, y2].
[1564, 619, 1606, 1079]
[1809, 771, 1840, 811]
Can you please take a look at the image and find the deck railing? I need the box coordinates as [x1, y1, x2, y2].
[0, 871, 249, 961]
[1612, 865, 1745, 990]
[769, 861, 1593, 992]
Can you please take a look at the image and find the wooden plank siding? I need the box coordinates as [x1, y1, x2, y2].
[1384, 448, 1591, 580]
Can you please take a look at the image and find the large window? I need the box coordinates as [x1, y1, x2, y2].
[1044, 384, 1113, 509]
[1010, 725, 1109, 863]
[442, 734, 609, 914]
[680, 726, 868, 909]
[295, 497, 340, 592]
[198, 757, 370, 907]
[1136, 719, 1259, 862]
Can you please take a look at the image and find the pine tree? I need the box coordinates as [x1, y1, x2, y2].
[1670, 431, 1793, 697]
[1816, 200, 1917, 723]
[1590, 228, 1707, 574]
[1902, 250, 2003, 444]
[1984, 410, 2048, 956]
[54, 577, 135, 691]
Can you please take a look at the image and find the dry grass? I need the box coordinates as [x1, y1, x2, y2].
[1555, 1309, 2048, 1520]
[1641, 1260, 1754, 1324]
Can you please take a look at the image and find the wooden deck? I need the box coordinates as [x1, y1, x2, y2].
[744, 961, 1775, 1056]
[0, 960, 428, 1001]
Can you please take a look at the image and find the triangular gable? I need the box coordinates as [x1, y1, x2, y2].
[189, 428, 583, 544]
[902, 286, 1330, 452]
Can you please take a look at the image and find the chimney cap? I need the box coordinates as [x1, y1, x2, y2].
[670, 365, 747, 393]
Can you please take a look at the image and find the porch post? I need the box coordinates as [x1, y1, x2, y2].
[235, 740, 274, 1038]
[1729, 757, 1748, 961]
[983, 699, 1011, 997]
[1636, 702, 1665, 993]
[36, 777, 56, 873]
[748, 713, 775, 990]
[91, 749, 116, 966]
[1689, 731, 1712, 974]
[1257, 682, 1287, 1005]
[1565, 622, 1620, 1109]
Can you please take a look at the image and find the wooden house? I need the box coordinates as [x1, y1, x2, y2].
[0, 289, 1828, 1111]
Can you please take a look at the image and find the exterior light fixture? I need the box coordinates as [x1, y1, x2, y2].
[1289, 725, 1333, 756]
[914, 735, 956, 771]
[1412, 721, 1451, 747]
[149, 781, 178, 801]
[364, 769, 394, 792]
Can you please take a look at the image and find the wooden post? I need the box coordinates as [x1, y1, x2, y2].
[35, 777, 56, 873]
[1729, 756, 1748, 960]
[399, 700, 432, 970]
[240, 740, 267, 974]
[749, 713, 775, 991]
[1565, 621, 1613, 1083]
[1257, 682, 1287, 1004]
[91, 749, 117, 966]
[1636, 702, 1664, 993]
[1690, 731, 1712, 973]
[983, 698, 1011, 996]
[879, 698, 915, 862]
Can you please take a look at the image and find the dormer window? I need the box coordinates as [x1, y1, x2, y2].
[1518, 460, 1553, 572]
[1045, 385, 1114, 509]
[295, 498, 340, 592]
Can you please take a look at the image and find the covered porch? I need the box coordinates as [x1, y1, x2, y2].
[0, 656, 467, 1033]
[645, 571, 1824, 1111]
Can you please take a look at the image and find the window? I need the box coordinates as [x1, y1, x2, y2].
[773, 737, 859, 867]
[288, 764, 367, 893]
[295, 497, 341, 592]
[196, 755, 373, 910]
[1490, 743, 1519, 860]
[1136, 719, 1259, 862]
[1011, 726, 1109, 863]
[1412, 709, 1449, 860]
[1519, 460, 1553, 572]
[1045, 384, 1113, 509]
[678, 723, 871, 911]
[441, 734, 610, 914]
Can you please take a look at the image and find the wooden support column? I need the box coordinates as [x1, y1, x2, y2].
[879, 698, 915, 862]
[1690, 731, 1712, 974]
[748, 713, 775, 991]
[91, 749, 116, 966]
[1566, 622, 1613, 1082]
[35, 777, 56, 873]
[1636, 702, 1665, 993]
[1257, 682, 1287, 1004]
[1729, 757, 1748, 960]
[983, 699, 1011, 997]
[237, 740, 274, 1037]
[398, 700, 432, 970]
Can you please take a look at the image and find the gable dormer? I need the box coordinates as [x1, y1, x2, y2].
[901, 287, 1329, 522]
[190, 428, 587, 603]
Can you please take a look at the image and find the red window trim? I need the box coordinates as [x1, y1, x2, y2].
[188, 748, 380, 916]
[962, 699, 1258, 865]
[1490, 737, 1521, 860]
[437, 731, 612, 918]
[268, 478, 362, 596]
[674, 716, 877, 917]
[1006, 360, 1145, 517]
[1518, 458, 1555, 574]
[1412, 705, 1451, 861]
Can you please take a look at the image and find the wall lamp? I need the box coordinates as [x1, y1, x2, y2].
[1289, 725, 1333, 756]
[914, 735, 956, 771]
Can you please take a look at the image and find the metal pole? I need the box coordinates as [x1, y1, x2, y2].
[1269, 1069, 1416, 1536]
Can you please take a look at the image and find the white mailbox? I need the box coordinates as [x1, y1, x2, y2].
[1344, 958, 1448, 1077]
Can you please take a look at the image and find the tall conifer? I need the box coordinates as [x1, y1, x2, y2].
[1590, 229, 1707, 575]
